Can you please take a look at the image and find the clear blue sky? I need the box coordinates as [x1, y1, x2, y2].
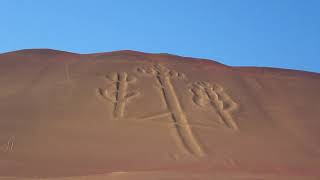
[0, 0, 319, 72]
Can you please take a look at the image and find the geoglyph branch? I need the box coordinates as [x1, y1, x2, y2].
[0, 136, 15, 153]
[191, 81, 239, 130]
[137, 64, 205, 157]
[98, 72, 139, 118]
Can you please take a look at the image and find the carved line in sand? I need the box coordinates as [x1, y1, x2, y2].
[128, 111, 227, 131]
[137, 64, 205, 157]
[98, 72, 140, 119]
[127, 110, 224, 133]
[0, 136, 15, 153]
[191, 81, 239, 130]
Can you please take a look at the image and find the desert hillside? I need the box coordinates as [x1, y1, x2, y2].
[0, 49, 319, 179]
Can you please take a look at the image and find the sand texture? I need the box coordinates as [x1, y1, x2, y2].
[0, 49, 319, 179]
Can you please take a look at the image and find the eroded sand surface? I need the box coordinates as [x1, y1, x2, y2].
[0, 49, 319, 179]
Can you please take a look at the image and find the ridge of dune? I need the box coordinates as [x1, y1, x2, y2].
[2, 48, 318, 75]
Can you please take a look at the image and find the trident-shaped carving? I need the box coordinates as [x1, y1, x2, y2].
[98, 72, 139, 118]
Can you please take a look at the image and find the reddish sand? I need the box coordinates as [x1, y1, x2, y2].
[0, 49, 319, 179]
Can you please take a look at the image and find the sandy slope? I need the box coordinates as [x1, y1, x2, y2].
[0, 49, 319, 179]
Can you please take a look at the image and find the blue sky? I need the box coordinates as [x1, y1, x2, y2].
[0, 0, 319, 72]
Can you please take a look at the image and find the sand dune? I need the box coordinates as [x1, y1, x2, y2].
[0, 49, 319, 179]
